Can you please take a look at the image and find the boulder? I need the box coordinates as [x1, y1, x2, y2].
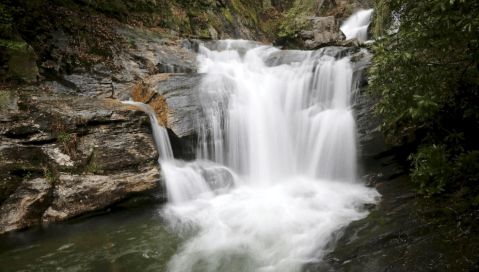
[301, 16, 346, 50]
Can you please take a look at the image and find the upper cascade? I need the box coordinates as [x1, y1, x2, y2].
[196, 41, 357, 183]
[340, 9, 374, 41]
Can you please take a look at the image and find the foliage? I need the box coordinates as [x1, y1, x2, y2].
[0, 38, 27, 52]
[52, 113, 78, 158]
[410, 146, 479, 195]
[370, 0, 390, 38]
[57, 133, 74, 143]
[86, 146, 101, 174]
[410, 145, 452, 195]
[277, 7, 306, 39]
[369, 0, 479, 194]
[290, 0, 329, 16]
[0, 2, 14, 39]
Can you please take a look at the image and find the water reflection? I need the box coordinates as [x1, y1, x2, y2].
[0, 205, 180, 272]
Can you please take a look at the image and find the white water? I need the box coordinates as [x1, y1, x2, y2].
[123, 101, 174, 160]
[129, 39, 380, 271]
[340, 9, 374, 42]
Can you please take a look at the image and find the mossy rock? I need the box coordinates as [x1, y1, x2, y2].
[7, 43, 39, 83]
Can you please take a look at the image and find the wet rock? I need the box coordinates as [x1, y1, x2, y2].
[264, 50, 312, 67]
[130, 73, 202, 159]
[42, 167, 159, 222]
[263, 46, 367, 68]
[0, 178, 53, 234]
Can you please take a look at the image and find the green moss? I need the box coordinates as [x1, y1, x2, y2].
[0, 39, 27, 52]
[221, 8, 234, 24]
[86, 146, 102, 174]
[228, 0, 260, 27]
[199, 28, 211, 38]
[58, 133, 74, 143]
[6, 40, 39, 83]
[0, 90, 10, 112]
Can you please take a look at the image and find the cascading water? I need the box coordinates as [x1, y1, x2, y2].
[153, 40, 380, 272]
[123, 100, 174, 161]
[340, 9, 374, 41]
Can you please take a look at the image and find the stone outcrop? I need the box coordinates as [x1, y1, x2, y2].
[0, 91, 161, 234]
[301, 16, 346, 50]
[43, 27, 198, 100]
[131, 73, 202, 158]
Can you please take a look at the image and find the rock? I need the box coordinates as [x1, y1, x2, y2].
[208, 25, 219, 40]
[337, 38, 361, 47]
[301, 16, 346, 50]
[42, 166, 159, 222]
[44, 27, 198, 99]
[301, 30, 315, 40]
[0, 178, 53, 234]
[263, 46, 367, 68]
[264, 50, 313, 67]
[131, 73, 202, 140]
[0, 92, 162, 233]
[7, 43, 39, 83]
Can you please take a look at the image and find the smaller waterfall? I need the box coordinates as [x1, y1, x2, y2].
[123, 101, 174, 160]
[123, 100, 242, 205]
[340, 9, 374, 41]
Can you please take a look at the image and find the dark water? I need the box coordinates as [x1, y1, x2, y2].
[0, 205, 180, 272]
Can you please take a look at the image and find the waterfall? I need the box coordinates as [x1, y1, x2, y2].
[122, 101, 174, 160]
[340, 9, 374, 41]
[155, 41, 379, 272]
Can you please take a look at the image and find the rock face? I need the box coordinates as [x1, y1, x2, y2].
[43, 27, 198, 100]
[131, 73, 202, 158]
[0, 91, 161, 234]
[301, 16, 346, 50]
[131, 73, 201, 139]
